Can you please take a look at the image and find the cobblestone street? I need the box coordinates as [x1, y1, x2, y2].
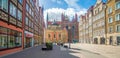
[1, 45, 79, 58]
[68, 43, 120, 58]
[1, 45, 108, 58]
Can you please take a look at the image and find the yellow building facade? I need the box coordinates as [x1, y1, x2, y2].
[45, 21, 68, 43]
[106, 0, 120, 45]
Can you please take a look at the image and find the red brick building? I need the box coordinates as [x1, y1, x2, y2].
[0, 0, 44, 56]
[61, 14, 79, 43]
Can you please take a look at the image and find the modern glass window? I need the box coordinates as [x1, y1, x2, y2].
[25, 17, 29, 25]
[108, 17, 113, 23]
[29, 20, 31, 27]
[18, 10, 22, 21]
[31, 22, 33, 28]
[30, 0, 34, 7]
[30, 21, 33, 28]
[0, 0, 8, 12]
[10, 2, 17, 18]
[116, 25, 120, 32]
[116, 14, 120, 21]
[18, 0, 22, 4]
[26, 3, 29, 12]
[29, 8, 31, 15]
[108, 7, 112, 14]
[30, 0, 32, 3]
[0, 0, 1, 8]
[0, 35, 7, 49]
[0, 27, 7, 49]
[8, 35, 15, 48]
[15, 32, 22, 47]
[32, 11, 34, 17]
[116, 1, 120, 10]
[0, 26, 22, 50]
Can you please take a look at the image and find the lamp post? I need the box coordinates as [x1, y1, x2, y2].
[68, 26, 71, 49]
[43, 28, 45, 43]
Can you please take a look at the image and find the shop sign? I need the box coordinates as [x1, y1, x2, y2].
[25, 31, 33, 37]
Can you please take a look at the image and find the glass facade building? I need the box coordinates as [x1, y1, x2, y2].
[0, 0, 45, 56]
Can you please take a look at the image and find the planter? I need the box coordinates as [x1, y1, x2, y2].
[41, 43, 53, 50]
[46, 43, 53, 50]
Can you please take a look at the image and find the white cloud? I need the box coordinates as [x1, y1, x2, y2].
[44, 8, 65, 22]
[44, 8, 87, 23]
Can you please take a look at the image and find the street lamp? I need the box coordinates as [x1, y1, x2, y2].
[68, 26, 71, 49]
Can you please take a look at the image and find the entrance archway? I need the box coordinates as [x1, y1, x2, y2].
[94, 38, 98, 44]
[109, 36, 113, 45]
[117, 36, 120, 45]
[100, 37, 105, 44]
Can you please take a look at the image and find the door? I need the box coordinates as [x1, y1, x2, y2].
[0, 35, 7, 49]
[109, 36, 113, 45]
[100, 37, 105, 44]
[94, 38, 98, 44]
[117, 36, 120, 45]
[26, 38, 31, 48]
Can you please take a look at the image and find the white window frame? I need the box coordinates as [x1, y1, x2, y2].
[116, 24, 120, 32]
[25, 17, 29, 25]
[116, 1, 120, 10]
[26, 3, 29, 12]
[108, 7, 112, 14]
[108, 17, 113, 23]
[0, 0, 8, 12]
[109, 26, 113, 33]
[18, 0, 22, 4]
[10, 2, 17, 18]
[18, 9, 22, 21]
[115, 13, 120, 21]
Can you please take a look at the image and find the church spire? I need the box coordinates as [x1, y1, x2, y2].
[46, 12, 49, 22]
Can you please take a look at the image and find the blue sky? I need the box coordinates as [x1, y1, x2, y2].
[39, 0, 106, 21]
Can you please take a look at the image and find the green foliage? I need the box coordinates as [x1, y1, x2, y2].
[46, 42, 53, 50]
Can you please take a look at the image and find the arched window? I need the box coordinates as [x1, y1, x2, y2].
[54, 34, 55, 38]
[48, 34, 50, 38]
[59, 34, 61, 38]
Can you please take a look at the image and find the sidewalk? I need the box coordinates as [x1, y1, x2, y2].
[69, 43, 120, 58]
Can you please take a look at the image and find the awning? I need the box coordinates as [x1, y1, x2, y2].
[25, 31, 33, 38]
